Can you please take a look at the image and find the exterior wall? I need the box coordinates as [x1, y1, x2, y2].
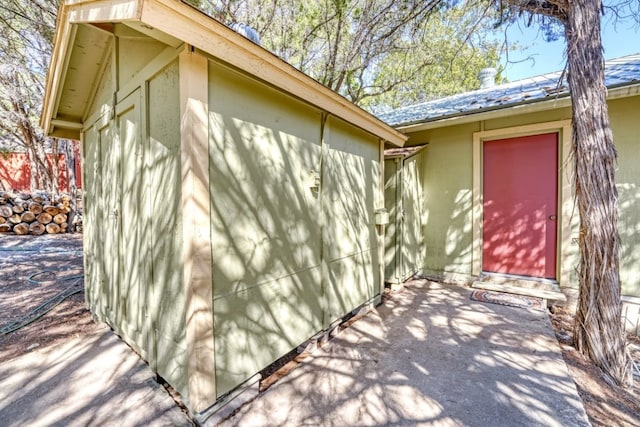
[401, 151, 426, 279]
[322, 116, 381, 321]
[208, 60, 383, 397]
[147, 60, 188, 398]
[483, 107, 571, 131]
[81, 26, 188, 402]
[408, 122, 478, 281]
[611, 96, 640, 297]
[79, 25, 388, 410]
[404, 97, 640, 300]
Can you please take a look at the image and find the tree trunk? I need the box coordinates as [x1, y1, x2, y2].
[26, 146, 38, 190]
[566, 0, 632, 386]
[62, 140, 77, 193]
[51, 139, 59, 193]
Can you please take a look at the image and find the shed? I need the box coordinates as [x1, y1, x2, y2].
[379, 54, 640, 330]
[41, 0, 406, 418]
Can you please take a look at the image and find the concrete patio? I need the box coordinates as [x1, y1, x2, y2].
[222, 279, 589, 426]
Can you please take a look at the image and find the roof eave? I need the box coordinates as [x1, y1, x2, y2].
[41, 0, 144, 138]
[142, 0, 405, 146]
[393, 81, 640, 133]
[42, 0, 406, 147]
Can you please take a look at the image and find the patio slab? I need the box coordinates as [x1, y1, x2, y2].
[0, 328, 193, 427]
[222, 279, 590, 426]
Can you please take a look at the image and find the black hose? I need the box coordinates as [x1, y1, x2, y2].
[1, 271, 84, 335]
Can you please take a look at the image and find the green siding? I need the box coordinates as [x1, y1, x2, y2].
[147, 61, 187, 398]
[82, 117, 106, 320]
[611, 96, 640, 296]
[208, 62, 382, 396]
[400, 151, 426, 279]
[115, 90, 144, 339]
[208, 62, 324, 396]
[413, 124, 477, 276]
[117, 35, 167, 88]
[384, 149, 426, 282]
[79, 24, 387, 408]
[81, 37, 188, 401]
[484, 108, 571, 130]
[322, 117, 380, 323]
[99, 114, 121, 324]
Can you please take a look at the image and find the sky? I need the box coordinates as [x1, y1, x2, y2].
[501, 16, 640, 81]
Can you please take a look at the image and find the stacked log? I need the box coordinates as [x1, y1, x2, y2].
[0, 191, 81, 235]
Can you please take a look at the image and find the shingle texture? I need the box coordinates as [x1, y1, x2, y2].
[378, 53, 640, 127]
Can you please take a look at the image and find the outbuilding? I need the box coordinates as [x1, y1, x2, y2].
[41, 0, 406, 418]
[380, 54, 640, 330]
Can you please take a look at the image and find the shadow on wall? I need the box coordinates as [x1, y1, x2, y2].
[0, 154, 30, 190]
[482, 201, 552, 278]
[82, 63, 189, 401]
[618, 183, 640, 297]
[422, 163, 474, 279]
[0, 153, 70, 192]
[208, 87, 379, 397]
[401, 153, 426, 278]
[223, 280, 589, 426]
[83, 58, 382, 406]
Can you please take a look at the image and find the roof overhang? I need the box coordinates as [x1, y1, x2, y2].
[42, 0, 406, 146]
[393, 82, 640, 133]
[384, 144, 428, 160]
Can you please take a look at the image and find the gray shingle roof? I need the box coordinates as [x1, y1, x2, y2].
[378, 53, 640, 128]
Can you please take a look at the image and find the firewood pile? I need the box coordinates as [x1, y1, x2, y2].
[0, 191, 82, 235]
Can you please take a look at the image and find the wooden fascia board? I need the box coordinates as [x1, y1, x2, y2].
[63, 0, 143, 24]
[395, 97, 573, 133]
[607, 82, 640, 101]
[41, 5, 73, 133]
[51, 118, 84, 130]
[50, 127, 82, 140]
[395, 82, 640, 134]
[139, 0, 406, 147]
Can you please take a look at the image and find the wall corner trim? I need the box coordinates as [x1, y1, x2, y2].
[179, 48, 216, 411]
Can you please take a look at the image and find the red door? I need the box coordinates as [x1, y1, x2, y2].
[482, 133, 558, 279]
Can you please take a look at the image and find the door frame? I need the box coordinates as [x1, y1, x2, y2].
[472, 120, 573, 286]
[383, 144, 427, 284]
[399, 149, 425, 281]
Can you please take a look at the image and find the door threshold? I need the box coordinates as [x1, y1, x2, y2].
[471, 281, 567, 303]
[481, 272, 558, 285]
[477, 272, 561, 294]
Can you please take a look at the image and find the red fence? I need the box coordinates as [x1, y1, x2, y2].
[0, 152, 82, 192]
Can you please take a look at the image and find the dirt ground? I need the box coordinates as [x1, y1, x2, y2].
[549, 305, 640, 426]
[1, 234, 639, 426]
[0, 234, 103, 362]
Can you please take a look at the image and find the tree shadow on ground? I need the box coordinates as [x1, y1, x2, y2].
[225, 279, 589, 427]
[0, 235, 193, 427]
